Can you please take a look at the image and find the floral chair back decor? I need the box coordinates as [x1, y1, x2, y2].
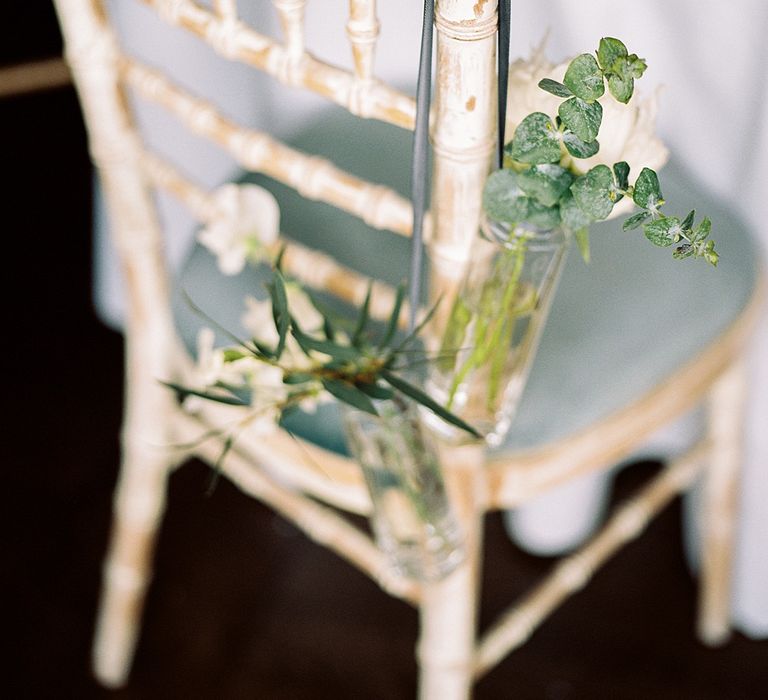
[54, 0, 764, 697]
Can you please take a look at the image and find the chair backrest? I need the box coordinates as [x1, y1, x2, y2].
[53, 0, 500, 345]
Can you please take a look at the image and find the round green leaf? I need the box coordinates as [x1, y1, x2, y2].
[482, 169, 531, 223]
[558, 97, 603, 143]
[560, 190, 594, 232]
[517, 164, 574, 207]
[509, 112, 562, 164]
[608, 73, 634, 104]
[632, 167, 663, 209]
[570, 165, 615, 220]
[562, 131, 600, 159]
[643, 217, 681, 247]
[597, 37, 628, 72]
[526, 201, 562, 230]
[563, 54, 605, 102]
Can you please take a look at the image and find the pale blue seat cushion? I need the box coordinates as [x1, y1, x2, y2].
[174, 107, 759, 455]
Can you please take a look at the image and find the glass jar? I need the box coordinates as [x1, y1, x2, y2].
[425, 216, 570, 446]
[342, 397, 464, 582]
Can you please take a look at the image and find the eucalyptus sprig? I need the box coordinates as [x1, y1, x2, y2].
[169, 257, 482, 441]
[484, 36, 718, 266]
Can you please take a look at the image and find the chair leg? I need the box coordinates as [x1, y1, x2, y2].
[417, 448, 484, 700]
[92, 404, 175, 687]
[698, 360, 747, 646]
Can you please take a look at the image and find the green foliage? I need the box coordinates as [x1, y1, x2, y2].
[563, 54, 605, 101]
[481, 37, 718, 267]
[558, 97, 602, 143]
[509, 112, 562, 164]
[571, 165, 615, 220]
[517, 164, 574, 207]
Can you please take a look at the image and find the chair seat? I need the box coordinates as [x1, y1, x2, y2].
[175, 107, 759, 456]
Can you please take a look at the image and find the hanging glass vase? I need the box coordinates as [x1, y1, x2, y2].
[425, 215, 570, 447]
[341, 396, 464, 582]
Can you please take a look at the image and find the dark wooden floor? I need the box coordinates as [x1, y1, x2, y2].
[5, 7, 768, 699]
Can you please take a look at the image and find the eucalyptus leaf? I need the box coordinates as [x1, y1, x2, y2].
[562, 131, 600, 159]
[633, 167, 663, 209]
[563, 53, 605, 101]
[644, 217, 681, 247]
[321, 378, 378, 415]
[692, 216, 712, 242]
[570, 165, 615, 220]
[482, 169, 531, 223]
[526, 201, 562, 230]
[613, 161, 630, 191]
[509, 112, 562, 164]
[608, 73, 634, 104]
[560, 190, 594, 232]
[622, 210, 651, 231]
[597, 37, 628, 72]
[673, 244, 694, 260]
[538, 78, 573, 98]
[517, 164, 574, 207]
[558, 97, 603, 143]
[681, 209, 696, 232]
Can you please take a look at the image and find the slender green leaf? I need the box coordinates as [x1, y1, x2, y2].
[563, 53, 605, 101]
[509, 112, 562, 164]
[380, 371, 482, 438]
[352, 281, 373, 347]
[321, 378, 378, 415]
[356, 381, 394, 400]
[222, 348, 248, 363]
[267, 270, 290, 358]
[161, 381, 249, 406]
[380, 282, 406, 348]
[283, 372, 315, 385]
[291, 321, 361, 361]
[558, 97, 603, 143]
